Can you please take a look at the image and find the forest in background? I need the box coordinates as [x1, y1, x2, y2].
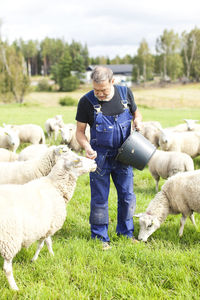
[0, 19, 200, 103]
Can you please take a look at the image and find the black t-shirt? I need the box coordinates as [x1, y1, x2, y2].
[76, 85, 137, 127]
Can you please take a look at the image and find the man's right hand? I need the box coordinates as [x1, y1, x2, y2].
[85, 146, 97, 160]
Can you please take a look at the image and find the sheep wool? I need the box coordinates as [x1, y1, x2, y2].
[0, 148, 97, 290]
[136, 170, 200, 242]
[0, 145, 68, 184]
[148, 149, 194, 192]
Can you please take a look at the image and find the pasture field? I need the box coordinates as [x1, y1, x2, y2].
[1, 84, 200, 299]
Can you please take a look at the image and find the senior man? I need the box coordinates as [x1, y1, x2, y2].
[75, 66, 142, 249]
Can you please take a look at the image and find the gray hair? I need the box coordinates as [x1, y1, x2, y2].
[91, 66, 113, 83]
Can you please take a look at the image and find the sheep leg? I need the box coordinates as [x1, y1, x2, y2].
[155, 180, 159, 193]
[45, 236, 54, 256]
[31, 239, 45, 262]
[3, 259, 19, 291]
[179, 215, 187, 237]
[190, 212, 197, 228]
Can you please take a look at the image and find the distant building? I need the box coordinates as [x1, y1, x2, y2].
[85, 64, 133, 87]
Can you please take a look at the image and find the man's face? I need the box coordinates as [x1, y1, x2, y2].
[93, 79, 114, 101]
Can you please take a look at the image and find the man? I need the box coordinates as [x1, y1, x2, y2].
[76, 66, 142, 248]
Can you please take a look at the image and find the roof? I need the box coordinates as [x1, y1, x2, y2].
[87, 64, 133, 75]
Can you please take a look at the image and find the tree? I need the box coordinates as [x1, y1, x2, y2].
[189, 28, 200, 81]
[51, 50, 74, 91]
[0, 21, 30, 103]
[136, 39, 154, 81]
[181, 31, 196, 80]
[156, 29, 181, 80]
[15, 39, 39, 76]
[0, 43, 30, 103]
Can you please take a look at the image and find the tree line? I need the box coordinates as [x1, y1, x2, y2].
[0, 22, 200, 103]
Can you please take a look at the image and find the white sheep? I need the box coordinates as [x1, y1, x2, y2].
[148, 149, 194, 192]
[61, 123, 90, 153]
[140, 121, 162, 147]
[159, 129, 200, 158]
[0, 145, 68, 184]
[0, 148, 97, 290]
[0, 148, 19, 161]
[18, 144, 48, 161]
[4, 123, 46, 144]
[166, 119, 200, 132]
[0, 127, 20, 153]
[60, 123, 76, 144]
[135, 170, 200, 242]
[45, 115, 64, 140]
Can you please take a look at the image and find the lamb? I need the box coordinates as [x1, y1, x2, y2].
[18, 144, 48, 161]
[45, 115, 64, 140]
[0, 148, 97, 290]
[0, 127, 20, 152]
[0, 148, 19, 161]
[148, 149, 194, 192]
[0, 145, 68, 184]
[159, 129, 200, 158]
[140, 121, 162, 147]
[4, 123, 46, 144]
[135, 170, 200, 242]
[61, 123, 90, 153]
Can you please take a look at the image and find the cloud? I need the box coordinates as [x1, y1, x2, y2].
[1, 0, 200, 58]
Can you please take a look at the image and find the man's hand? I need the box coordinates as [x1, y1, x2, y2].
[85, 145, 97, 159]
[133, 119, 142, 131]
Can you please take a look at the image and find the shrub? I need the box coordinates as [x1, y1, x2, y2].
[60, 76, 80, 92]
[59, 96, 77, 106]
[36, 79, 52, 91]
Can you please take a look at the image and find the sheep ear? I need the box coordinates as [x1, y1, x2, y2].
[134, 213, 145, 218]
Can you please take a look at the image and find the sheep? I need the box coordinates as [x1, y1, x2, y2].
[135, 170, 200, 242]
[0, 148, 97, 290]
[18, 144, 48, 161]
[45, 115, 64, 140]
[4, 123, 46, 144]
[148, 149, 194, 192]
[0, 145, 68, 184]
[140, 121, 162, 147]
[159, 129, 200, 158]
[0, 148, 19, 161]
[61, 123, 90, 153]
[0, 127, 20, 153]
[166, 119, 200, 132]
[60, 123, 76, 144]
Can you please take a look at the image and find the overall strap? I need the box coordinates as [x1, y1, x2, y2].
[116, 85, 127, 101]
[85, 90, 101, 113]
[85, 90, 98, 105]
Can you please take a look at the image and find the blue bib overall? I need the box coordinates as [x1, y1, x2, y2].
[85, 86, 136, 242]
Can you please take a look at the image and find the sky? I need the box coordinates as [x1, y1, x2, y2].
[1, 0, 200, 59]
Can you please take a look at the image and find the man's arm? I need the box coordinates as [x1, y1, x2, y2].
[76, 121, 97, 159]
[132, 109, 142, 131]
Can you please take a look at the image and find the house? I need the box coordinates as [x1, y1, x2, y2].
[85, 64, 133, 87]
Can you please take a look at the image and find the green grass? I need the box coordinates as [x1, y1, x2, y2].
[1, 88, 200, 298]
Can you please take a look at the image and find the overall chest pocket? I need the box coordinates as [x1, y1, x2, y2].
[96, 123, 114, 147]
[119, 119, 132, 142]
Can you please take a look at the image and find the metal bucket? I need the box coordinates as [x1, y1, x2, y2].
[116, 131, 156, 170]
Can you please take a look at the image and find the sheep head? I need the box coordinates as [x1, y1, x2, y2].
[134, 213, 160, 242]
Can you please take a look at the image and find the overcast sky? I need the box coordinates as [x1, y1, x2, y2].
[1, 0, 199, 58]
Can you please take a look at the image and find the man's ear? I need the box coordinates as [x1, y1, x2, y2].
[111, 78, 115, 84]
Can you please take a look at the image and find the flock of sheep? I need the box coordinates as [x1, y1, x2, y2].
[0, 115, 96, 290]
[0, 115, 200, 290]
[137, 119, 200, 242]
